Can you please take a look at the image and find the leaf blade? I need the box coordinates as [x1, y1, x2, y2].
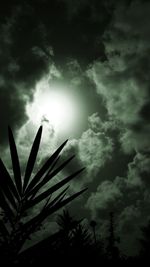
[22, 188, 87, 239]
[0, 189, 15, 223]
[25, 168, 85, 210]
[41, 188, 88, 221]
[23, 126, 42, 192]
[42, 186, 69, 210]
[8, 127, 22, 195]
[16, 187, 87, 252]
[0, 158, 19, 201]
[25, 140, 68, 194]
[26, 155, 76, 198]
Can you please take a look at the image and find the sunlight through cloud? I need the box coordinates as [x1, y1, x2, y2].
[26, 74, 83, 139]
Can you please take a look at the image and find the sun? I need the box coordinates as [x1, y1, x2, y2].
[36, 90, 75, 129]
[26, 77, 82, 137]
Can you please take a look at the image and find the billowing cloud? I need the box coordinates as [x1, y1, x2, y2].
[0, 0, 113, 146]
[1, 0, 150, 258]
[87, 0, 150, 153]
[63, 113, 114, 187]
[78, 128, 113, 177]
[0, 3, 53, 146]
[86, 151, 150, 255]
[84, 2, 150, 254]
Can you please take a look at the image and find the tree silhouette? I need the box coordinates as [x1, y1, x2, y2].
[90, 220, 97, 245]
[106, 212, 120, 261]
[71, 223, 93, 255]
[0, 126, 86, 265]
[55, 209, 81, 257]
[139, 220, 150, 260]
[57, 209, 79, 233]
[56, 209, 95, 264]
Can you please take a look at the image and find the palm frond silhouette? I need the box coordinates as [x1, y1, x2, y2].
[0, 126, 86, 263]
[57, 209, 80, 232]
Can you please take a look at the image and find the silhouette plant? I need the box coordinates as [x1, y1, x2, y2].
[0, 126, 86, 264]
[56, 209, 81, 256]
[72, 222, 92, 251]
[18, 210, 97, 265]
[56, 209, 93, 263]
[139, 220, 150, 259]
[90, 220, 97, 245]
[57, 209, 79, 233]
[106, 212, 120, 261]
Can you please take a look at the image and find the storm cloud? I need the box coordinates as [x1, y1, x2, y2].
[0, 0, 150, 257]
[84, 0, 150, 255]
[86, 151, 150, 255]
[88, 0, 150, 153]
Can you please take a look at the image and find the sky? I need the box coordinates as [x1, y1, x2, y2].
[0, 0, 150, 256]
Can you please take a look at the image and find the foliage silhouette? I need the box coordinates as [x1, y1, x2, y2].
[14, 210, 141, 266]
[139, 220, 150, 259]
[105, 212, 120, 261]
[57, 209, 81, 232]
[56, 209, 83, 255]
[0, 126, 86, 264]
[17, 210, 94, 265]
[90, 219, 97, 245]
[53, 210, 96, 264]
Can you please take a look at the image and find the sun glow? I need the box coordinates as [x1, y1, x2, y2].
[26, 77, 82, 137]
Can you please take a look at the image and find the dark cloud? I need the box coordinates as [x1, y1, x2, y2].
[86, 151, 150, 255]
[79, 0, 150, 256]
[88, 0, 150, 153]
[0, 0, 150, 257]
[0, 81, 26, 145]
[0, 0, 112, 146]
[0, 3, 53, 145]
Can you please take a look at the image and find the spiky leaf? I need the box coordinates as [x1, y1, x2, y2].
[25, 140, 68, 194]
[43, 186, 69, 210]
[23, 126, 42, 192]
[26, 155, 76, 199]
[22, 188, 87, 241]
[8, 127, 22, 195]
[25, 168, 85, 210]
[0, 159, 19, 201]
[0, 189, 14, 223]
